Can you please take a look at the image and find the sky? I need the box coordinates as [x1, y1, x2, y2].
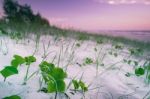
[0, 0, 150, 31]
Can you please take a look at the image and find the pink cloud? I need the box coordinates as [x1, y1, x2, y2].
[94, 0, 150, 5]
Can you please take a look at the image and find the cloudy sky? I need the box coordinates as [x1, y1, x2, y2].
[0, 0, 150, 31]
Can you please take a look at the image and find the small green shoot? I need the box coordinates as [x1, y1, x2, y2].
[129, 48, 143, 56]
[72, 79, 88, 92]
[84, 57, 93, 65]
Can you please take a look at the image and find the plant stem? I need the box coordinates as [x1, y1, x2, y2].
[55, 92, 58, 99]
[4, 78, 6, 82]
[23, 64, 30, 84]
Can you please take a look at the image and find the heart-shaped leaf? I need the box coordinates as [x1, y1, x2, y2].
[0, 66, 18, 80]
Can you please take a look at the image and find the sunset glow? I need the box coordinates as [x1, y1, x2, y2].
[0, 0, 150, 31]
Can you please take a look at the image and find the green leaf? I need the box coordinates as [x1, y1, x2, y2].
[79, 81, 88, 92]
[85, 58, 93, 64]
[56, 80, 66, 92]
[25, 56, 36, 65]
[11, 59, 20, 68]
[14, 55, 25, 64]
[3, 95, 21, 99]
[47, 80, 56, 93]
[72, 80, 79, 89]
[135, 67, 145, 76]
[39, 61, 54, 72]
[47, 80, 66, 93]
[50, 67, 67, 80]
[0, 66, 18, 79]
[11, 55, 25, 68]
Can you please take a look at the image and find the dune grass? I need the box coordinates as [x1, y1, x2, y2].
[0, 25, 150, 52]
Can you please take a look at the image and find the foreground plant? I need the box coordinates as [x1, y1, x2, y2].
[0, 55, 25, 81]
[126, 61, 150, 84]
[39, 61, 67, 99]
[1, 54, 36, 84]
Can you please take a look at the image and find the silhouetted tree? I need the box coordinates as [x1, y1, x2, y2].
[1, 0, 50, 36]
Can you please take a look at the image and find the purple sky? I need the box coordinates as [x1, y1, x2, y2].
[0, 0, 150, 31]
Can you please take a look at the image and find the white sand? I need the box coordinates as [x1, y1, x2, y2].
[0, 35, 149, 99]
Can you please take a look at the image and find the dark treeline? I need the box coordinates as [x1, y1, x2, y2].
[0, 0, 51, 37]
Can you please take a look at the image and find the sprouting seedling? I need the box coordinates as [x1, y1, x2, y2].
[134, 61, 150, 84]
[0, 55, 25, 81]
[129, 48, 143, 56]
[72, 79, 88, 92]
[84, 57, 93, 65]
[5, 54, 36, 84]
[135, 67, 145, 76]
[109, 43, 124, 58]
[23, 55, 36, 85]
[123, 59, 139, 67]
[0, 66, 18, 82]
[39, 61, 67, 99]
[2, 95, 21, 99]
[0, 55, 25, 82]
